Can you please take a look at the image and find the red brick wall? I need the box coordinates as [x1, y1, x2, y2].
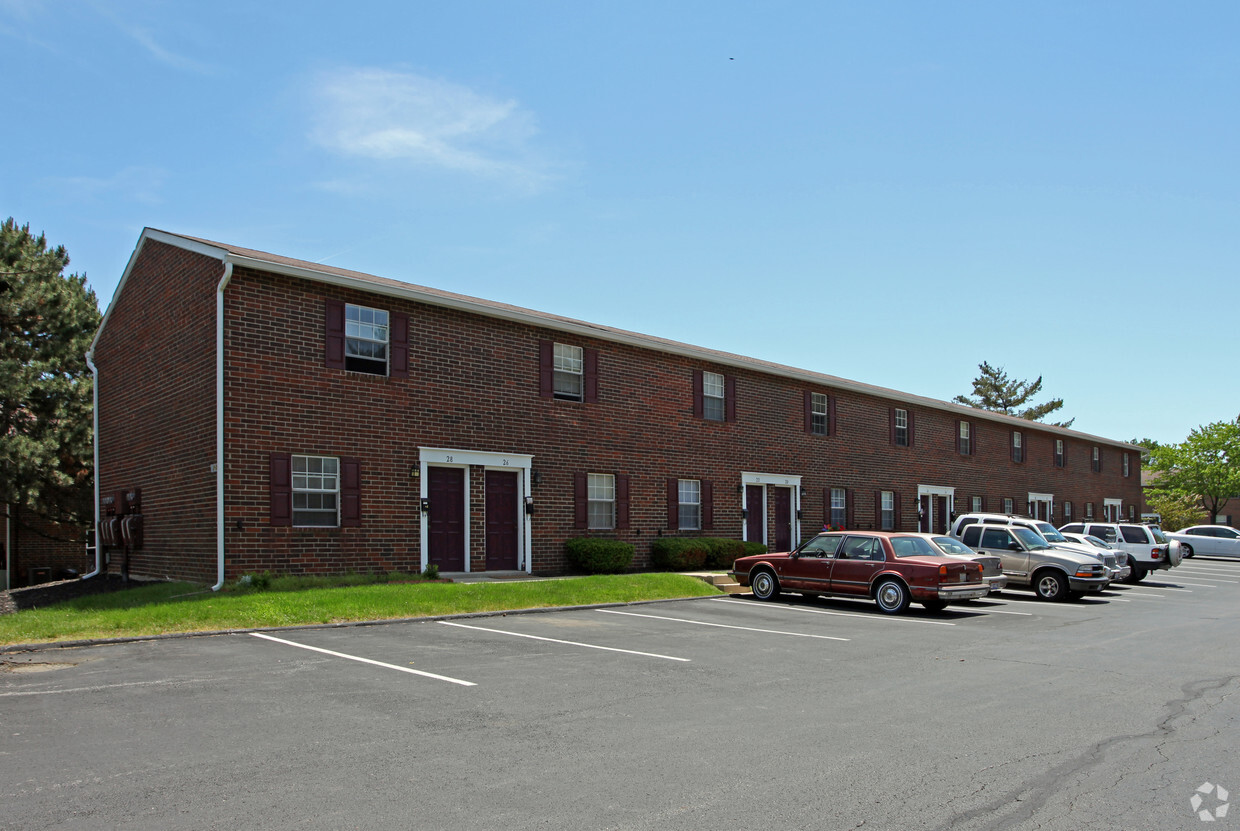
[92, 240, 221, 583]
[206, 260, 1144, 578]
[5, 506, 90, 586]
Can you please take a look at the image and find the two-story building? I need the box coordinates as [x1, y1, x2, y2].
[86, 229, 1145, 586]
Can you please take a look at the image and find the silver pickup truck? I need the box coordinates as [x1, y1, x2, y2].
[958, 523, 1109, 600]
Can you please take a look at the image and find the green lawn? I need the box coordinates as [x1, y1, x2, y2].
[0, 573, 722, 647]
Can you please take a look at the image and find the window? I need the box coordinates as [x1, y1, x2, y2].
[810, 392, 829, 436]
[892, 409, 910, 447]
[958, 421, 971, 455]
[1123, 453, 1130, 477]
[841, 536, 882, 561]
[1128, 504, 1136, 520]
[1085, 502, 1095, 519]
[678, 479, 702, 530]
[829, 488, 847, 527]
[344, 304, 389, 375]
[1055, 439, 1065, 468]
[880, 491, 895, 530]
[1011, 431, 1024, 464]
[293, 455, 339, 527]
[702, 372, 725, 421]
[981, 528, 1014, 550]
[1003, 497, 1014, 514]
[587, 473, 615, 530]
[1120, 525, 1148, 544]
[972, 496, 983, 512]
[1063, 501, 1072, 522]
[553, 343, 584, 401]
[1092, 447, 1101, 473]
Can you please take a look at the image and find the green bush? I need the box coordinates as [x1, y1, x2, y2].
[742, 541, 768, 558]
[652, 537, 764, 570]
[565, 538, 634, 574]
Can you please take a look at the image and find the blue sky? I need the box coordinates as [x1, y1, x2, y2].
[4, 1, 1236, 445]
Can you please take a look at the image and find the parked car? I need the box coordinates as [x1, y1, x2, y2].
[957, 523, 1110, 600]
[950, 512, 1125, 581]
[920, 534, 1008, 593]
[1058, 531, 1132, 580]
[1164, 525, 1240, 559]
[1059, 522, 1182, 581]
[729, 531, 988, 614]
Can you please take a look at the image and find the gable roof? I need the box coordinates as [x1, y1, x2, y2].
[93, 227, 1139, 451]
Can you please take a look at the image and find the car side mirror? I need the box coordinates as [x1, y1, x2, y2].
[1009, 542, 1023, 551]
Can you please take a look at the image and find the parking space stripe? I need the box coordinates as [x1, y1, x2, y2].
[962, 606, 1033, 616]
[249, 633, 477, 686]
[438, 621, 690, 661]
[1128, 584, 1190, 593]
[596, 609, 851, 640]
[709, 597, 957, 625]
[1169, 581, 1218, 588]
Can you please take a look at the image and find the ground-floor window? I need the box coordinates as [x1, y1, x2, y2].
[678, 479, 702, 530]
[880, 491, 895, 530]
[293, 455, 339, 527]
[588, 473, 615, 529]
[829, 488, 847, 527]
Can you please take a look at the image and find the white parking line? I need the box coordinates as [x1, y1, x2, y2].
[1168, 581, 1218, 588]
[1129, 584, 1191, 593]
[597, 608, 851, 640]
[710, 597, 957, 625]
[249, 632, 477, 686]
[1175, 572, 1238, 583]
[438, 621, 690, 662]
[960, 605, 1033, 616]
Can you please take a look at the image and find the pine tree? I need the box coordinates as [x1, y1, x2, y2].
[0, 218, 101, 527]
[953, 361, 1074, 428]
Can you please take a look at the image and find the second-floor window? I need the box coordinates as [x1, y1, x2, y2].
[554, 343, 584, 401]
[1092, 447, 1102, 473]
[345, 304, 389, 375]
[702, 372, 726, 421]
[958, 421, 971, 455]
[1011, 431, 1023, 464]
[893, 409, 910, 447]
[810, 392, 830, 436]
[1123, 453, 1130, 477]
[1055, 439, 1065, 468]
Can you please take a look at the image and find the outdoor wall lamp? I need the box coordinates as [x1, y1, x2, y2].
[524, 495, 535, 515]
[410, 466, 420, 479]
[741, 508, 749, 519]
[531, 470, 542, 486]
[420, 498, 430, 513]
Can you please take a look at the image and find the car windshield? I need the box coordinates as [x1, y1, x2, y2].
[1084, 535, 1113, 549]
[890, 536, 943, 558]
[1035, 522, 1068, 542]
[1150, 527, 1169, 543]
[1013, 527, 1050, 550]
[930, 536, 974, 556]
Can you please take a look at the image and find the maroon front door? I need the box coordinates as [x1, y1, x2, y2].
[919, 495, 931, 532]
[485, 470, 519, 571]
[427, 467, 465, 571]
[746, 485, 764, 544]
[773, 488, 792, 552]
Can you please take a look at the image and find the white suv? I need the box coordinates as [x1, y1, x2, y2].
[950, 513, 1126, 581]
[1059, 522, 1182, 581]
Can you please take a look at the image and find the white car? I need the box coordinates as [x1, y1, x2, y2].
[1059, 522, 1183, 581]
[1059, 532, 1132, 581]
[1164, 525, 1240, 559]
[951, 512, 1123, 582]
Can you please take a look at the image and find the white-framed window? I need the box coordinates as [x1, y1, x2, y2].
[678, 479, 702, 530]
[554, 343, 584, 401]
[830, 487, 846, 527]
[1012, 431, 1024, 463]
[1085, 501, 1095, 519]
[345, 303, 389, 375]
[811, 393, 829, 435]
[1092, 446, 1101, 473]
[293, 455, 339, 527]
[972, 495, 983, 512]
[880, 490, 895, 530]
[1003, 497, 1014, 514]
[1123, 453, 1130, 477]
[959, 421, 971, 455]
[894, 409, 909, 447]
[703, 372, 725, 421]
[1063, 501, 1073, 521]
[1055, 439, 1065, 468]
[588, 473, 615, 530]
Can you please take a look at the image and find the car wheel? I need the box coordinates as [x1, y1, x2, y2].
[1124, 561, 1146, 583]
[922, 599, 948, 613]
[1182, 544, 1194, 559]
[750, 569, 780, 601]
[874, 579, 910, 614]
[1033, 570, 1069, 601]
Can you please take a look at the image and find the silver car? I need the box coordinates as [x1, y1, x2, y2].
[1058, 531, 1132, 581]
[922, 534, 1008, 593]
[959, 524, 1109, 600]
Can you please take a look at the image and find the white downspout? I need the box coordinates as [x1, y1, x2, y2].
[212, 263, 233, 591]
[82, 351, 102, 579]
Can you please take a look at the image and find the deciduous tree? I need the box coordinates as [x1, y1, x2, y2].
[1146, 418, 1240, 524]
[953, 361, 1074, 428]
[0, 218, 100, 529]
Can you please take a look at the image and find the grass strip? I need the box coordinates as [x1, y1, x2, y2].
[0, 574, 721, 647]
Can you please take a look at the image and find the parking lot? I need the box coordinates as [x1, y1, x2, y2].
[5, 558, 1240, 830]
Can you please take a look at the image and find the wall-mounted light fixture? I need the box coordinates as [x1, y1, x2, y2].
[531, 470, 541, 487]
[796, 509, 803, 520]
[410, 466, 420, 479]
[737, 484, 744, 495]
[799, 486, 807, 499]
[741, 508, 748, 519]
[524, 495, 534, 515]
[420, 498, 430, 513]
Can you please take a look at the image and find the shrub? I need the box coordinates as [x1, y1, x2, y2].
[565, 538, 634, 574]
[422, 564, 440, 580]
[742, 541, 768, 558]
[652, 537, 764, 570]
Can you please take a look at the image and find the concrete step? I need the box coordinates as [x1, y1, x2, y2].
[686, 572, 750, 594]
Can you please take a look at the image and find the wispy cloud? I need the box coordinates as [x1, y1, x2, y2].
[89, 2, 214, 74]
[309, 67, 556, 190]
[44, 166, 168, 205]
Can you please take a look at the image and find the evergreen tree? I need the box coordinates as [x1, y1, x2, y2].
[0, 218, 101, 528]
[953, 361, 1074, 428]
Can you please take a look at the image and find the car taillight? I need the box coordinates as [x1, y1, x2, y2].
[939, 564, 949, 577]
[1151, 547, 1164, 560]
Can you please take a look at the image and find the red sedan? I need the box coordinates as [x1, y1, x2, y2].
[729, 531, 988, 614]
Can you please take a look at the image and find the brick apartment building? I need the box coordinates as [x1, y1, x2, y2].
[86, 229, 1144, 586]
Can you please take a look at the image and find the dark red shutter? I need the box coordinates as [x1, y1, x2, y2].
[889, 409, 896, 445]
[584, 348, 599, 403]
[968, 421, 975, 455]
[539, 340, 553, 398]
[874, 490, 882, 528]
[692, 371, 704, 419]
[828, 394, 836, 436]
[907, 411, 915, 447]
[1011, 433, 1018, 463]
[725, 377, 737, 422]
[845, 488, 854, 529]
[805, 391, 814, 434]
[574, 472, 588, 529]
[390, 312, 409, 379]
[956, 420, 963, 454]
[667, 478, 679, 530]
[616, 474, 630, 530]
[894, 491, 903, 531]
[702, 480, 714, 530]
[325, 299, 345, 369]
[341, 458, 361, 527]
[823, 488, 831, 525]
[270, 453, 291, 526]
